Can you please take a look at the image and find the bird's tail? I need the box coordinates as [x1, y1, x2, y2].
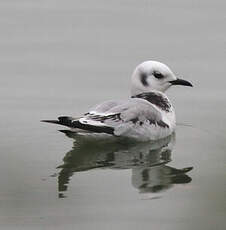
[41, 116, 114, 134]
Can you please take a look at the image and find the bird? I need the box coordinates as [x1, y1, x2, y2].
[42, 61, 192, 141]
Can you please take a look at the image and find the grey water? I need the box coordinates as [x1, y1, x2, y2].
[0, 0, 226, 229]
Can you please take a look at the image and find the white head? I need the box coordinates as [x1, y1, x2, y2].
[131, 61, 192, 96]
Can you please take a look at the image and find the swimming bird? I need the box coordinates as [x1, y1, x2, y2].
[42, 61, 192, 141]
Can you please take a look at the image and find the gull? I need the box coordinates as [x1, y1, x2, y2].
[42, 61, 192, 141]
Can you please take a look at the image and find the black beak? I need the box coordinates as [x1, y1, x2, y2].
[169, 78, 193, 87]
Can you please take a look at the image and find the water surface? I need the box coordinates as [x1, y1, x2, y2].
[0, 0, 225, 229]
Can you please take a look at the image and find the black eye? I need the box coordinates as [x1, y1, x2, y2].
[153, 72, 164, 79]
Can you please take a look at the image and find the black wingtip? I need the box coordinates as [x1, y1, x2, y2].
[42, 117, 115, 135]
[41, 119, 60, 124]
[41, 116, 74, 127]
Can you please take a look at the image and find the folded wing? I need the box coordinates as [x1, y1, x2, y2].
[77, 98, 169, 136]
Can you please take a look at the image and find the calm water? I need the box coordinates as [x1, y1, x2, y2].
[0, 1, 225, 229]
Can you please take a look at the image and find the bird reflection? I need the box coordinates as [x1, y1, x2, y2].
[56, 131, 193, 198]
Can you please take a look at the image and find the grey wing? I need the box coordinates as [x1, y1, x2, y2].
[79, 98, 168, 129]
[69, 100, 124, 122]
[108, 98, 161, 122]
[43, 98, 170, 138]
[109, 98, 169, 127]
[88, 100, 125, 114]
